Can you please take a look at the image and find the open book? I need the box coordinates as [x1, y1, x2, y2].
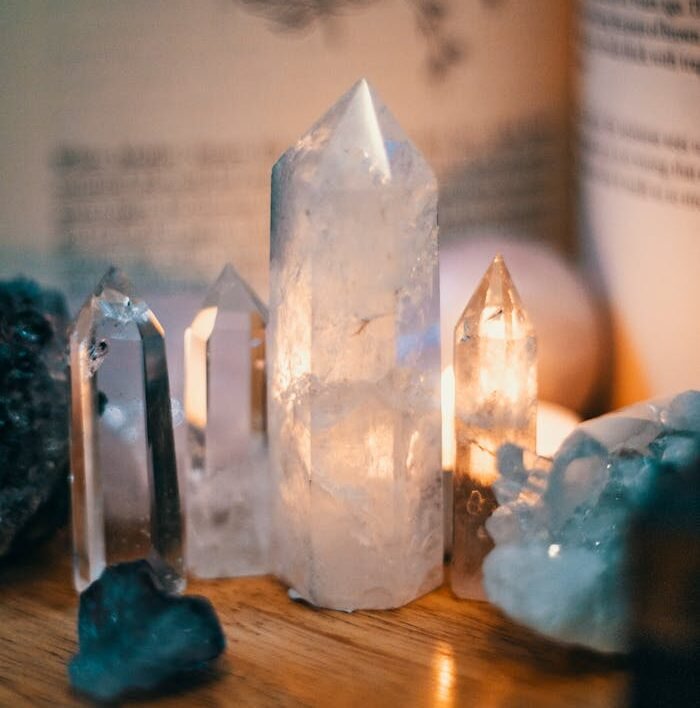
[1, 0, 698, 405]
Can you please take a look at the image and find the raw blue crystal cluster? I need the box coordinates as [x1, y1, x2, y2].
[0, 278, 69, 558]
[483, 390, 700, 653]
[69, 560, 226, 702]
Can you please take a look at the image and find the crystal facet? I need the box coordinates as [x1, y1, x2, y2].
[269, 79, 442, 610]
[69, 267, 184, 593]
[184, 263, 270, 578]
[451, 254, 537, 599]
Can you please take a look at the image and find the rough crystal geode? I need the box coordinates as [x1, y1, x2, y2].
[0, 277, 70, 558]
[483, 391, 700, 654]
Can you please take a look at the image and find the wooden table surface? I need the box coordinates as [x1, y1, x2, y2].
[0, 532, 628, 707]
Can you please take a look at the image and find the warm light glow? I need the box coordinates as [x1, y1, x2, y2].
[478, 365, 524, 407]
[468, 444, 496, 485]
[441, 366, 455, 470]
[479, 304, 530, 340]
[548, 543, 561, 558]
[442, 362, 579, 469]
[536, 402, 580, 458]
[184, 306, 217, 429]
[190, 305, 218, 340]
[432, 642, 456, 707]
[366, 425, 394, 480]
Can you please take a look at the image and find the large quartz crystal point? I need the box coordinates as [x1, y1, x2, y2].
[269, 78, 442, 610]
[184, 263, 270, 578]
[69, 267, 184, 593]
[451, 254, 537, 600]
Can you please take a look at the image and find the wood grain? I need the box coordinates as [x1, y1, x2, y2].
[0, 532, 627, 707]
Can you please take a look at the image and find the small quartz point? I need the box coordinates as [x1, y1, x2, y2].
[184, 263, 270, 578]
[269, 79, 443, 610]
[69, 267, 184, 593]
[451, 254, 537, 599]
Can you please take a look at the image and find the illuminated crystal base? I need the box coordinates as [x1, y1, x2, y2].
[450, 472, 497, 599]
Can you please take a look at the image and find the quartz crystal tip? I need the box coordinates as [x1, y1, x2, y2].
[273, 77, 434, 193]
[323, 78, 391, 179]
[203, 263, 268, 321]
[75, 265, 153, 333]
[95, 265, 132, 296]
[456, 254, 534, 343]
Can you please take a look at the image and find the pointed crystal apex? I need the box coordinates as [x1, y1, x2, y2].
[319, 78, 391, 179]
[457, 254, 534, 340]
[203, 263, 268, 321]
[95, 265, 133, 295]
[79, 266, 154, 327]
[276, 78, 433, 190]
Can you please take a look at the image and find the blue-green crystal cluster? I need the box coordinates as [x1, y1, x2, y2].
[0, 278, 69, 558]
[69, 560, 226, 702]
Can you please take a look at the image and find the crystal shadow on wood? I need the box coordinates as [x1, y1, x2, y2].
[69, 267, 184, 592]
[184, 263, 270, 578]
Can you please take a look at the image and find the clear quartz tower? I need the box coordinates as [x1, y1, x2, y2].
[451, 254, 536, 599]
[184, 263, 269, 578]
[69, 267, 184, 593]
[268, 79, 442, 611]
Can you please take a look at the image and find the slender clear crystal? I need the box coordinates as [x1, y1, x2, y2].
[184, 263, 269, 578]
[69, 267, 184, 592]
[451, 254, 537, 599]
[269, 79, 442, 610]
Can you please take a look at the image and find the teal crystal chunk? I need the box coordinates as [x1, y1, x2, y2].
[68, 560, 225, 702]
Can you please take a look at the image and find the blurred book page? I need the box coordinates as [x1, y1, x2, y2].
[0, 0, 570, 299]
[577, 0, 700, 403]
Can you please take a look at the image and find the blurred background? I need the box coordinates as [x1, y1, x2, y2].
[1, 0, 698, 415]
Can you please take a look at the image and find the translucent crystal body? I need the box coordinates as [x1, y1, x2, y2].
[184, 264, 269, 578]
[451, 255, 537, 599]
[69, 268, 184, 593]
[268, 79, 442, 610]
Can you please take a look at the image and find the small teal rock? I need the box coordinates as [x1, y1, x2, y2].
[68, 560, 225, 702]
